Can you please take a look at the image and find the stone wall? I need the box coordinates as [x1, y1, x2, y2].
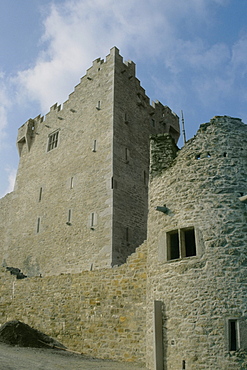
[0, 243, 147, 363]
[146, 116, 247, 369]
[0, 47, 179, 276]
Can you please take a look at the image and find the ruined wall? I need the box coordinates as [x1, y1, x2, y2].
[146, 116, 247, 369]
[0, 243, 147, 363]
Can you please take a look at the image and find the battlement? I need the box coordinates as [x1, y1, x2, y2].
[16, 48, 179, 151]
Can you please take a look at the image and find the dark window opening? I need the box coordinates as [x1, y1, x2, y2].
[125, 148, 129, 163]
[68, 209, 72, 223]
[92, 140, 97, 152]
[168, 231, 179, 260]
[70, 177, 74, 189]
[39, 187, 42, 202]
[229, 320, 238, 351]
[167, 227, 196, 261]
[184, 228, 196, 257]
[47, 131, 59, 151]
[37, 218, 41, 233]
[90, 212, 97, 229]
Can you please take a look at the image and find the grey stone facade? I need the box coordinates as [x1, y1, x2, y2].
[0, 47, 247, 369]
[146, 116, 247, 369]
[0, 47, 179, 276]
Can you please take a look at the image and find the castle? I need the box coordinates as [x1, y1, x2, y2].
[0, 48, 247, 369]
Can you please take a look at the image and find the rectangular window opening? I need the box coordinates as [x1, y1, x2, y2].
[229, 320, 238, 351]
[92, 140, 97, 152]
[167, 227, 197, 261]
[70, 177, 74, 189]
[47, 131, 59, 152]
[125, 148, 129, 163]
[184, 228, 196, 257]
[91, 212, 95, 228]
[167, 231, 179, 260]
[37, 217, 41, 233]
[39, 187, 42, 202]
[68, 209, 72, 224]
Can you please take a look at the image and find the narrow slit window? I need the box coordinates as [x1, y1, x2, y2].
[92, 140, 97, 152]
[37, 217, 41, 233]
[68, 209, 72, 224]
[125, 148, 129, 163]
[91, 212, 95, 228]
[96, 101, 101, 110]
[229, 320, 238, 351]
[39, 187, 43, 202]
[70, 177, 74, 189]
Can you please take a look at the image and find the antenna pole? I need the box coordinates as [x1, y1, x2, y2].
[181, 110, 186, 145]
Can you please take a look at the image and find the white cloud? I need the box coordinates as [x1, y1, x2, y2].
[13, 0, 230, 113]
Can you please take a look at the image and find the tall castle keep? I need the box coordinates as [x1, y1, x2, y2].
[0, 47, 179, 276]
[0, 49, 247, 369]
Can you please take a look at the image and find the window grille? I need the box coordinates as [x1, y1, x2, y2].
[47, 131, 59, 151]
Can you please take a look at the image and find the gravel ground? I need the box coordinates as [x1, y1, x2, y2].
[0, 343, 147, 370]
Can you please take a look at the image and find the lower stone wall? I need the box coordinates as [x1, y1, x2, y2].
[0, 243, 147, 364]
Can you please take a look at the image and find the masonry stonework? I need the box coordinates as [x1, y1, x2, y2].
[0, 243, 147, 363]
[0, 47, 247, 369]
[0, 47, 179, 276]
[146, 116, 247, 369]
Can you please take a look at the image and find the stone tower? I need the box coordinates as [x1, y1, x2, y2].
[146, 116, 247, 369]
[0, 47, 179, 276]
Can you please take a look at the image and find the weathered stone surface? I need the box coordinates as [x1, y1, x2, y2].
[0, 243, 147, 363]
[0, 47, 179, 277]
[146, 116, 247, 369]
[0, 47, 246, 369]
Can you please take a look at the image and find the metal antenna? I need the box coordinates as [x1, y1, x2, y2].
[181, 110, 186, 145]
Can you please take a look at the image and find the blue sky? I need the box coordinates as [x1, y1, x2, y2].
[1, 0, 247, 198]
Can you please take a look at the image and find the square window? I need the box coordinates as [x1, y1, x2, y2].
[166, 227, 196, 261]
